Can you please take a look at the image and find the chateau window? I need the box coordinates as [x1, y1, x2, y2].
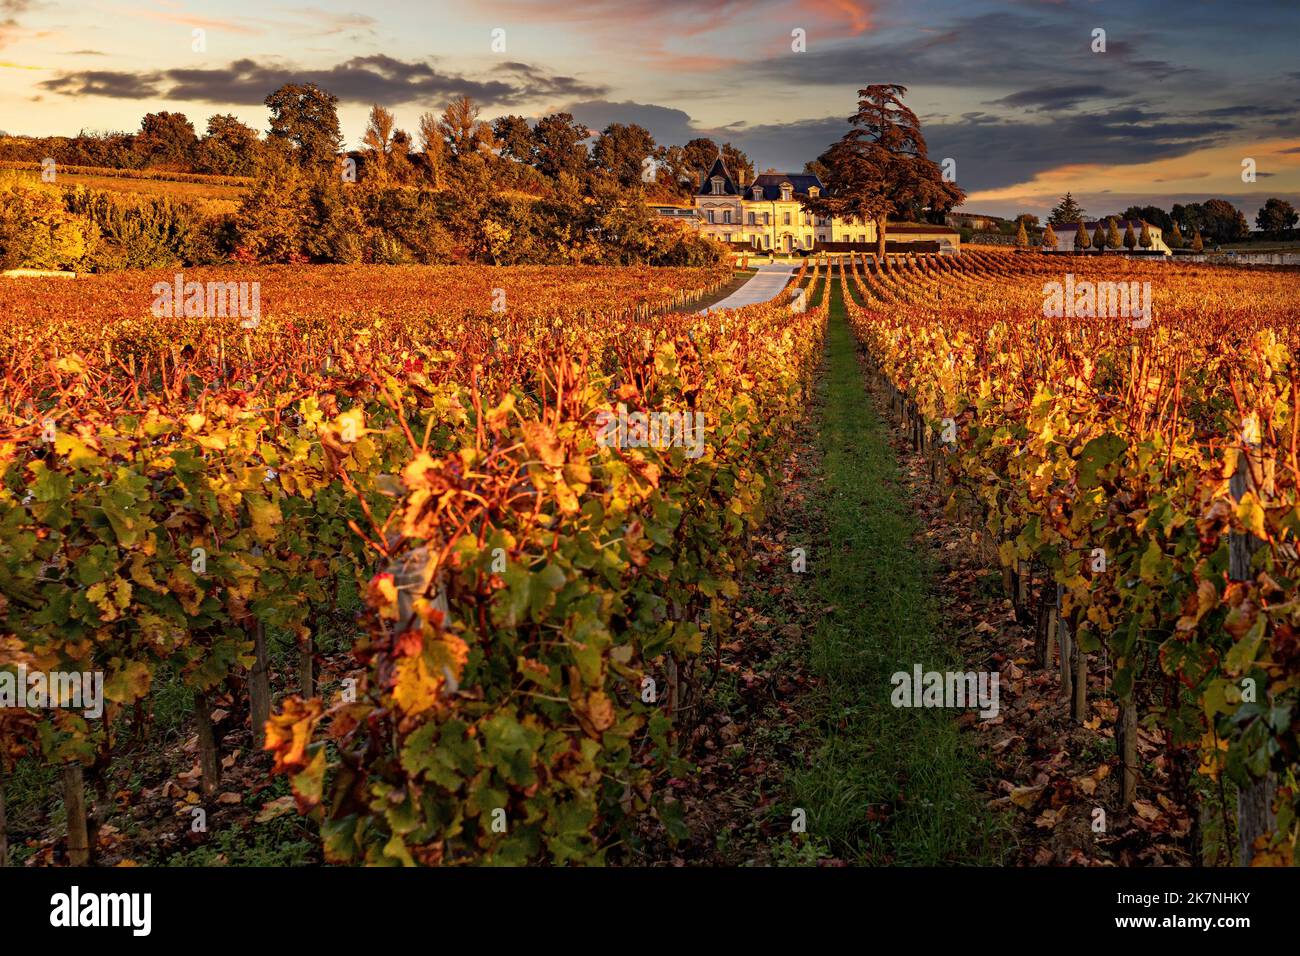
[707, 210, 715, 224]
[781, 186, 792, 201]
[748, 212, 755, 225]
[723, 209, 732, 224]
[783, 212, 791, 225]
[763, 235, 770, 248]
[764, 212, 771, 225]
[724, 233, 732, 242]
[710, 177, 724, 195]
[752, 187, 762, 200]
[808, 186, 820, 198]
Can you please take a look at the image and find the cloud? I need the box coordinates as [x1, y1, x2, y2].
[120, 5, 262, 36]
[924, 107, 1239, 194]
[745, 10, 1203, 93]
[281, 8, 378, 37]
[40, 56, 608, 108]
[42, 69, 161, 97]
[992, 85, 1113, 112]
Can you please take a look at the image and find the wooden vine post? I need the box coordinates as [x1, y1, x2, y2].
[194, 688, 221, 795]
[1035, 583, 1058, 670]
[250, 617, 271, 749]
[1067, 605, 1087, 722]
[1229, 433, 1278, 865]
[0, 757, 7, 867]
[63, 762, 90, 865]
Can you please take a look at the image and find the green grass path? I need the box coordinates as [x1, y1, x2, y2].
[790, 278, 1005, 864]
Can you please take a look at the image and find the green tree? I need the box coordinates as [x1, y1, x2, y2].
[197, 114, 261, 176]
[1092, 221, 1106, 249]
[136, 112, 198, 168]
[265, 83, 343, 170]
[1048, 192, 1086, 224]
[802, 84, 964, 259]
[1255, 198, 1298, 236]
[0, 175, 98, 270]
[1168, 222, 1184, 249]
[1199, 198, 1248, 243]
[232, 152, 308, 261]
[1107, 217, 1122, 250]
[361, 104, 397, 184]
[1014, 220, 1028, 249]
[1138, 221, 1152, 249]
[417, 111, 448, 189]
[1041, 222, 1058, 250]
[1120, 204, 1171, 231]
[591, 123, 658, 187]
[492, 115, 535, 165]
[532, 112, 589, 179]
[1123, 221, 1137, 250]
[1074, 221, 1090, 250]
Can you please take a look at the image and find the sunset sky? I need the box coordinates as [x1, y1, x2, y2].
[2, 0, 1298, 220]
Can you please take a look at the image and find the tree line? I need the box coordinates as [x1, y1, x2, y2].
[1042, 192, 1297, 246]
[0, 83, 768, 270]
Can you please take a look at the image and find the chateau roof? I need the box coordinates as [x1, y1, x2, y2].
[746, 173, 825, 200]
[696, 154, 740, 195]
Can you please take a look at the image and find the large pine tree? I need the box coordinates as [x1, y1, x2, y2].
[1049, 192, 1086, 224]
[802, 84, 963, 258]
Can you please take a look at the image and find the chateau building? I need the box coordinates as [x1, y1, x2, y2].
[692, 155, 877, 253]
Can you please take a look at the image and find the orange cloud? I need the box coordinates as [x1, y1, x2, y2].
[966, 139, 1300, 208]
[118, 4, 263, 36]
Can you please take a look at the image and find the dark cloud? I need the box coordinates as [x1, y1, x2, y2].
[744, 12, 1202, 92]
[1198, 104, 1296, 119]
[40, 56, 607, 108]
[565, 100, 698, 143]
[563, 100, 845, 173]
[41, 70, 160, 98]
[923, 107, 1239, 193]
[992, 85, 1113, 112]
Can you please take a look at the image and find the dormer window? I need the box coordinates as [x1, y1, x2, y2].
[780, 185, 792, 202]
[808, 186, 820, 198]
[752, 186, 762, 200]
[710, 177, 724, 195]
